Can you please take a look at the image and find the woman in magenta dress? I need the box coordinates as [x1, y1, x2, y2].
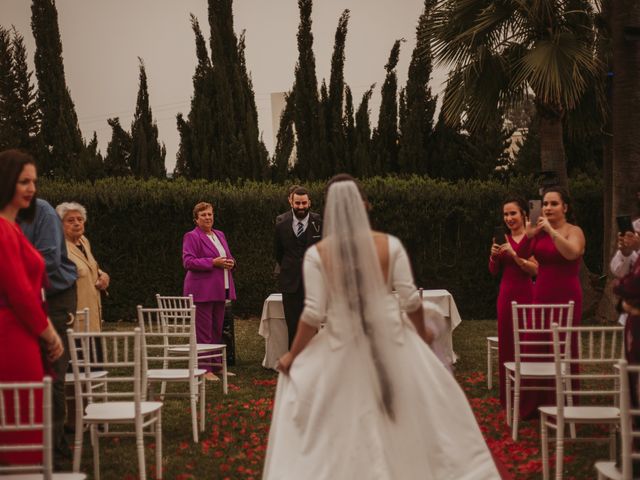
[0, 150, 64, 465]
[518, 186, 585, 418]
[489, 196, 537, 407]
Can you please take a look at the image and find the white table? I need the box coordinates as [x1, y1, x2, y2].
[258, 289, 462, 370]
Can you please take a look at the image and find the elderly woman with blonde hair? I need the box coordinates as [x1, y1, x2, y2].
[55, 202, 110, 332]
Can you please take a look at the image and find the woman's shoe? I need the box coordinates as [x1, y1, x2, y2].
[204, 372, 220, 382]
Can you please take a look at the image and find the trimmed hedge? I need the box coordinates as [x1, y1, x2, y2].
[38, 175, 602, 321]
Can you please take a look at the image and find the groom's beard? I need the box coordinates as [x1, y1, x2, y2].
[294, 208, 309, 219]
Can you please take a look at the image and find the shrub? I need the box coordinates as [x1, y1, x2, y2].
[39, 175, 602, 321]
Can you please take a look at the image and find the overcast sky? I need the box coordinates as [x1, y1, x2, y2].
[1, 0, 448, 172]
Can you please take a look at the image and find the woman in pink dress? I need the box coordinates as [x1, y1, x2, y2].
[518, 186, 585, 418]
[0, 149, 64, 464]
[489, 196, 538, 407]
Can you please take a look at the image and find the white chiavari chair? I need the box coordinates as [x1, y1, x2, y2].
[0, 376, 86, 479]
[155, 294, 228, 393]
[540, 324, 625, 480]
[137, 306, 207, 442]
[67, 328, 162, 480]
[505, 301, 574, 440]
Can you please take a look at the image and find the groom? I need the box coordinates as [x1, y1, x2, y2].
[275, 186, 322, 347]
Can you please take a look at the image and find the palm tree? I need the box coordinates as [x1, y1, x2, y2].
[426, 0, 603, 187]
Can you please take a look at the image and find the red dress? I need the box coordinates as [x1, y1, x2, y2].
[517, 232, 582, 419]
[489, 235, 534, 407]
[0, 217, 48, 464]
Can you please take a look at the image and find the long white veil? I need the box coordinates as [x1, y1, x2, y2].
[320, 180, 397, 420]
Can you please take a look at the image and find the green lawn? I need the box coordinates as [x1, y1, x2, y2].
[60, 318, 611, 479]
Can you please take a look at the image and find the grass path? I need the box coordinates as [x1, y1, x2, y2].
[64, 318, 606, 479]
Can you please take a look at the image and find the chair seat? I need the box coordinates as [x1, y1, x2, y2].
[539, 405, 620, 421]
[4, 474, 87, 479]
[147, 368, 206, 380]
[504, 361, 555, 376]
[168, 343, 225, 354]
[84, 401, 163, 421]
[594, 460, 621, 480]
[487, 336, 498, 343]
[64, 370, 108, 382]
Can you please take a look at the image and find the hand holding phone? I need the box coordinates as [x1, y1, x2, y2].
[492, 225, 507, 244]
[528, 199, 542, 225]
[616, 215, 635, 234]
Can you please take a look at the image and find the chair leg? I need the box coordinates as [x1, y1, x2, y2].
[487, 339, 493, 390]
[541, 413, 550, 480]
[505, 373, 512, 427]
[136, 416, 146, 480]
[91, 424, 101, 480]
[191, 388, 198, 443]
[222, 349, 228, 395]
[609, 424, 616, 460]
[512, 379, 520, 441]
[156, 411, 163, 480]
[555, 420, 565, 480]
[72, 413, 84, 472]
[565, 386, 576, 439]
[199, 379, 206, 433]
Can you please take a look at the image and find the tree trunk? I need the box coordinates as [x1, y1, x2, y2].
[612, 0, 640, 218]
[598, 0, 640, 324]
[538, 113, 568, 188]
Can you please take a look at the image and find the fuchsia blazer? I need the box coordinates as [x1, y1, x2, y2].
[182, 227, 237, 303]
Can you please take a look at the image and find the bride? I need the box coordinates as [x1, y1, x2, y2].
[263, 175, 499, 479]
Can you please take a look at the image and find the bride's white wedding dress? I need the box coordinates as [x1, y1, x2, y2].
[263, 234, 500, 480]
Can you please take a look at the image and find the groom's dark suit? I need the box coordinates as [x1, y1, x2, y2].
[275, 210, 322, 347]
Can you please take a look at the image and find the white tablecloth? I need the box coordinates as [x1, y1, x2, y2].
[258, 290, 462, 370]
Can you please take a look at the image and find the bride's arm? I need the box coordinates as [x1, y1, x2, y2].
[391, 237, 433, 345]
[277, 249, 326, 374]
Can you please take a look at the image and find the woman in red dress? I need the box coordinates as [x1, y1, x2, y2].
[518, 186, 585, 418]
[0, 149, 64, 465]
[489, 197, 538, 407]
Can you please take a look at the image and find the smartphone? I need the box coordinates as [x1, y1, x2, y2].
[616, 215, 635, 234]
[528, 199, 542, 225]
[492, 225, 507, 244]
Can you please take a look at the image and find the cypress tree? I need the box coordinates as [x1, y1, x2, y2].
[343, 85, 355, 173]
[325, 9, 350, 176]
[353, 85, 375, 177]
[175, 14, 216, 180]
[292, 0, 326, 180]
[9, 27, 40, 153]
[104, 117, 133, 177]
[129, 58, 166, 179]
[207, 0, 267, 180]
[177, 3, 267, 181]
[81, 131, 105, 180]
[0, 27, 17, 150]
[372, 39, 403, 174]
[237, 30, 269, 179]
[273, 91, 296, 182]
[398, 3, 436, 174]
[31, 0, 85, 178]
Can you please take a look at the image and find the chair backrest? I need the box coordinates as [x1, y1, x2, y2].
[67, 328, 143, 406]
[552, 324, 625, 413]
[155, 295, 195, 333]
[0, 377, 53, 477]
[512, 302, 575, 366]
[618, 360, 640, 480]
[137, 306, 198, 375]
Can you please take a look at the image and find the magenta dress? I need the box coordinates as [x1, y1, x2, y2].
[489, 235, 534, 407]
[517, 232, 582, 419]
